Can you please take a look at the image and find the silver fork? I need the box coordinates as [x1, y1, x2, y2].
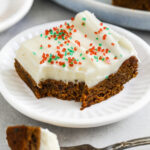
[1, 137, 150, 150]
[61, 137, 150, 150]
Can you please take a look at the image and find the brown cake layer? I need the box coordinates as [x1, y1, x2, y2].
[6, 125, 41, 150]
[14, 56, 138, 110]
[113, 0, 150, 11]
[80, 56, 138, 109]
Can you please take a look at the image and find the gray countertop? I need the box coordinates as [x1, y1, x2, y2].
[0, 0, 150, 149]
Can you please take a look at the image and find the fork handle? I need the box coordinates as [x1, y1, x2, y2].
[103, 137, 150, 150]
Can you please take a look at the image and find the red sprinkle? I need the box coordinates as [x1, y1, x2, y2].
[74, 60, 77, 64]
[97, 47, 101, 52]
[74, 47, 77, 51]
[52, 55, 55, 59]
[106, 48, 109, 53]
[100, 22, 103, 26]
[103, 34, 107, 40]
[62, 48, 66, 52]
[60, 44, 63, 47]
[71, 17, 75, 21]
[51, 61, 54, 64]
[99, 56, 102, 60]
[106, 57, 109, 60]
[84, 34, 87, 38]
[45, 30, 49, 35]
[89, 43, 93, 46]
[57, 46, 60, 49]
[53, 27, 57, 31]
[114, 56, 117, 60]
[75, 40, 80, 47]
[111, 43, 115, 46]
[48, 44, 51, 48]
[73, 29, 77, 32]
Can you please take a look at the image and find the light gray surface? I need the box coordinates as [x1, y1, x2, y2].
[0, 0, 150, 149]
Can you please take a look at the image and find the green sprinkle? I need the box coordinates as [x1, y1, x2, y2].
[65, 58, 68, 61]
[68, 49, 74, 53]
[99, 43, 102, 46]
[65, 51, 67, 56]
[40, 34, 43, 37]
[108, 50, 111, 53]
[69, 37, 72, 40]
[102, 58, 105, 61]
[62, 36, 65, 40]
[96, 37, 99, 40]
[106, 28, 109, 30]
[66, 43, 69, 46]
[71, 46, 73, 49]
[54, 56, 60, 60]
[94, 56, 98, 60]
[50, 30, 53, 34]
[62, 64, 66, 68]
[120, 54, 123, 57]
[82, 17, 86, 21]
[32, 52, 36, 55]
[48, 54, 52, 62]
[80, 53, 83, 56]
[82, 57, 86, 60]
[76, 59, 79, 62]
[105, 76, 109, 79]
[58, 41, 61, 44]
[108, 32, 111, 35]
[45, 35, 48, 38]
[48, 58, 52, 62]
[55, 38, 58, 40]
[40, 47, 43, 49]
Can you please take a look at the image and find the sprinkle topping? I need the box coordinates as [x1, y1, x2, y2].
[37, 15, 121, 68]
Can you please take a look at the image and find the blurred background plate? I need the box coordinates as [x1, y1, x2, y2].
[0, 0, 34, 32]
[52, 0, 150, 31]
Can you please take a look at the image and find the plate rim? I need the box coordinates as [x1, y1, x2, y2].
[0, 0, 34, 32]
[0, 21, 150, 128]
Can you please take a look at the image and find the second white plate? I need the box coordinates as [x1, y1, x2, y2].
[53, 0, 150, 31]
[0, 21, 150, 128]
[0, 0, 34, 32]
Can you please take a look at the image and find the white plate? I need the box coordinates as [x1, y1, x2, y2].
[53, 0, 150, 31]
[0, 21, 150, 128]
[0, 0, 34, 32]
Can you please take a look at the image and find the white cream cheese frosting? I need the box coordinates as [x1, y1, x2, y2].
[16, 10, 137, 88]
[40, 128, 60, 150]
